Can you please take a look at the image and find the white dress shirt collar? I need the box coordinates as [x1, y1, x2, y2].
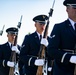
[8, 42, 12, 47]
[36, 32, 42, 39]
[69, 18, 75, 30]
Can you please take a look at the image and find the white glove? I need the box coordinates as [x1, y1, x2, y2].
[11, 46, 20, 54]
[7, 61, 15, 67]
[40, 38, 48, 47]
[34, 59, 44, 66]
[70, 56, 76, 64]
[48, 67, 52, 72]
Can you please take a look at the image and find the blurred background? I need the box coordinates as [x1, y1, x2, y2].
[0, 0, 67, 45]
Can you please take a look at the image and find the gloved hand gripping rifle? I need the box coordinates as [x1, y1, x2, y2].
[36, 0, 55, 75]
[9, 15, 23, 75]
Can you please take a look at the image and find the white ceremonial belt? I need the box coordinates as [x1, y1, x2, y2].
[63, 49, 74, 54]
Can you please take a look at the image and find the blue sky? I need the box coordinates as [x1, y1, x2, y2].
[0, 0, 67, 45]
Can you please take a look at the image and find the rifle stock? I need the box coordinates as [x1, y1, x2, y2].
[36, 46, 46, 75]
[9, 51, 16, 75]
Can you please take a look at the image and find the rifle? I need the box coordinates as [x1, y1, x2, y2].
[9, 15, 23, 75]
[0, 25, 5, 36]
[36, 0, 55, 75]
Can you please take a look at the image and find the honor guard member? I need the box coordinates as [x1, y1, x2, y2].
[0, 27, 21, 75]
[46, 0, 76, 75]
[20, 14, 52, 75]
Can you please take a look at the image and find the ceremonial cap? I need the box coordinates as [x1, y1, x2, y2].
[33, 15, 48, 24]
[63, 0, 76, 7]
[6, 27, 18, 35]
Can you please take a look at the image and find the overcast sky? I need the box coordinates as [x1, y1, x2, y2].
[0, 0, 68, 45]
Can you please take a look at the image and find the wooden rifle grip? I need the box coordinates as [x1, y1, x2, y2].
[36, 46, 45, 75]
[74, 66, 76, 75]
[36, 66, 43, 75]
[9, 67, 14, 75]
[9, 51, 16, 75]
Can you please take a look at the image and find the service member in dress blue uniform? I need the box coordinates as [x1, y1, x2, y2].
[47, 0, 76, 75]
[0, 27, 21, 75]
[20, 14, 52, 75]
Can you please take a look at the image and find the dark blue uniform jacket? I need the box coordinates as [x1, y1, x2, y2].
[20, 31, 51, 75]
[47, 19, 76, 75]
[0, 42, 20, 75]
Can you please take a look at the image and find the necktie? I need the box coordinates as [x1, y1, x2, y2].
[74, 23, 76, 33]
[40, 35, 42, 42]
[11, 44, 12, 48]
